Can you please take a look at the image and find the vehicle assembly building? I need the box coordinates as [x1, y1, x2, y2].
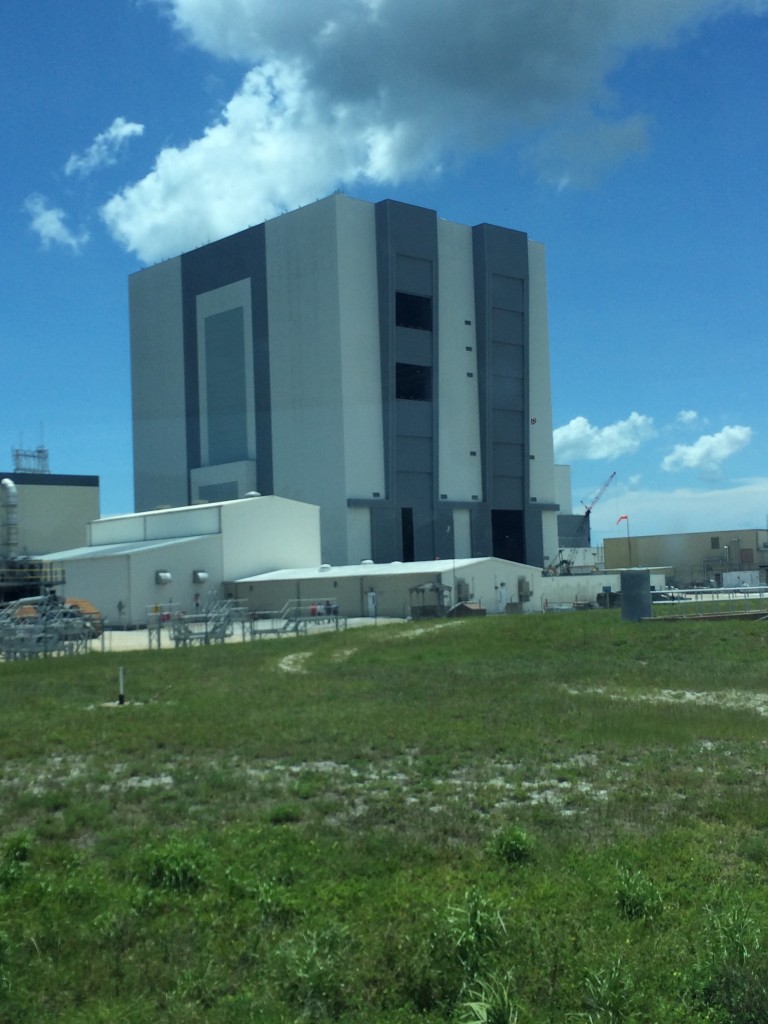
[130, 194, 560, 570]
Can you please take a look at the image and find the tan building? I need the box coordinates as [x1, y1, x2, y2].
[604, 529, 768, 587]
[1, 471, 100, 557]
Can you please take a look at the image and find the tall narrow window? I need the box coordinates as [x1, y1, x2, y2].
[401, 507, 415, 562]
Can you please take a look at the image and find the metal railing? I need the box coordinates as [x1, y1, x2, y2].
[0, 595, 97, 660]
[650, 586, 768, 618]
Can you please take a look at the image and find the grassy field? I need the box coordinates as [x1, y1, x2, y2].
[2, 611, 768, 1022]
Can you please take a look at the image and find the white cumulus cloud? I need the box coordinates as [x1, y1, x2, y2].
[553, 412, 655, 462]
[661, 425, 752, 473]
[24, 194, 89, 252]
[101, 62, 412, 262]
[676, 409, 699, 424]
[100, 0, 768, 261]
[65, 117, 145, 178]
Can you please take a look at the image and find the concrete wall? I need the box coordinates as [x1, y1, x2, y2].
[55, 534, 222, 626]
[266, 197, 351, 563]
[436, 219, 483, 501]
[91, 504, 221, 546]
[539, 571, 667, 610]
[219, 496, 321, 579]
[1, 474, 100, 556]
[130, 257, 188, 510]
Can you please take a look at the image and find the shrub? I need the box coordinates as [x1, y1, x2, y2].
[274, 924, 353, 1019]
[143, 837, 209, 893]
[696, 899, 768, 1024]
[267, 803, 303, 825]
[493, 826, 534, 866]
[0, 830, 32, 888]
[614, 866, 663, 922]
[447, 887, 507, 981]
[460, 971, 519, 1023]
[582, 957, 637, 1023]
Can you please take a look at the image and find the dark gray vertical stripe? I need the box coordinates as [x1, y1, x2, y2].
[375, 200, 439, 560]
[472, 223, 533, 560]
[180, 224, 272, 498]
[204, 307, 247, 464]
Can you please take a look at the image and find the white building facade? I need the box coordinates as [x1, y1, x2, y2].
[130, 195, 560, 568]
[43, 495, 321, 627]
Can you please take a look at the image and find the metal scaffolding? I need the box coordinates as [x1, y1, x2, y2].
[0, 594, 96, 660]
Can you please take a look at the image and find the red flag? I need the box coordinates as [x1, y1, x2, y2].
[616, 514, 628, 524]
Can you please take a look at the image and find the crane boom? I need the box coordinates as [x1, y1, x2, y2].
[548, 471, 616, 575]
[582, 471, 616, 514]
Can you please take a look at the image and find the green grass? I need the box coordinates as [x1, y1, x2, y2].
[2, 612, 768, 1021]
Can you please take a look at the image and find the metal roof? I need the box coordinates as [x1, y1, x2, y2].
[232, 556, 525, 584]
[40, 535, 209, 562]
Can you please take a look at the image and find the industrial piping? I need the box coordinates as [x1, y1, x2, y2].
[1, 478, 18, 562]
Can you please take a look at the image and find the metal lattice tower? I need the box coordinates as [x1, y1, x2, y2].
[12, 446, 50, 473]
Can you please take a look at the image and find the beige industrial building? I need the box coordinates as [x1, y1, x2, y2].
[1, 465, 100, 603]
[1, 470, 99, 557]
[604, 529, 768, 587]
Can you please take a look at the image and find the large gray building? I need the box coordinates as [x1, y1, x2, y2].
[130, 194, 560, 567]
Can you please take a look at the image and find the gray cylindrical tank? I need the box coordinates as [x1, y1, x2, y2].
[620, 570, 652, 622]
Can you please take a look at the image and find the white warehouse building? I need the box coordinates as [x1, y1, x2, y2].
[43, 495, 320, 627]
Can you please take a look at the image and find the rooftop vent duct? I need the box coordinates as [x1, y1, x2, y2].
[1, 478, 18, 561]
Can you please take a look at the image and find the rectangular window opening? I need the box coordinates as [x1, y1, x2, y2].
[396, 363, 432, 401]
[396, 292, 432, 331]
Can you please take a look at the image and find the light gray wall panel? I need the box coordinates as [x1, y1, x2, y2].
[130, 257, 189, 511]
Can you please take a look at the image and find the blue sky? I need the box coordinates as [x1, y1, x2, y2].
[3, 0, 767, 548]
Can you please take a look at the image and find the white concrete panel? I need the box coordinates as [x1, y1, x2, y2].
[554, 464, 573, 513]
[90, 515, 146, 545]
[265, 197, 349, 563]
[540, 509, 560, 569]
[336, 197, 386, 500]
[128, 535, 222, 624]
[452, 508, 472, 558]
[130, 258, 189, 510]
[437, 220, 483, 499]
[527, 241, 557, 506]
[219, 496, 321, 578]
[196, 279, 256, 465]
[91, 505, 221, 544]
[144, 506, 221, 541]
[60, 555, 132, 625]
[345, 506, 372, 563]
